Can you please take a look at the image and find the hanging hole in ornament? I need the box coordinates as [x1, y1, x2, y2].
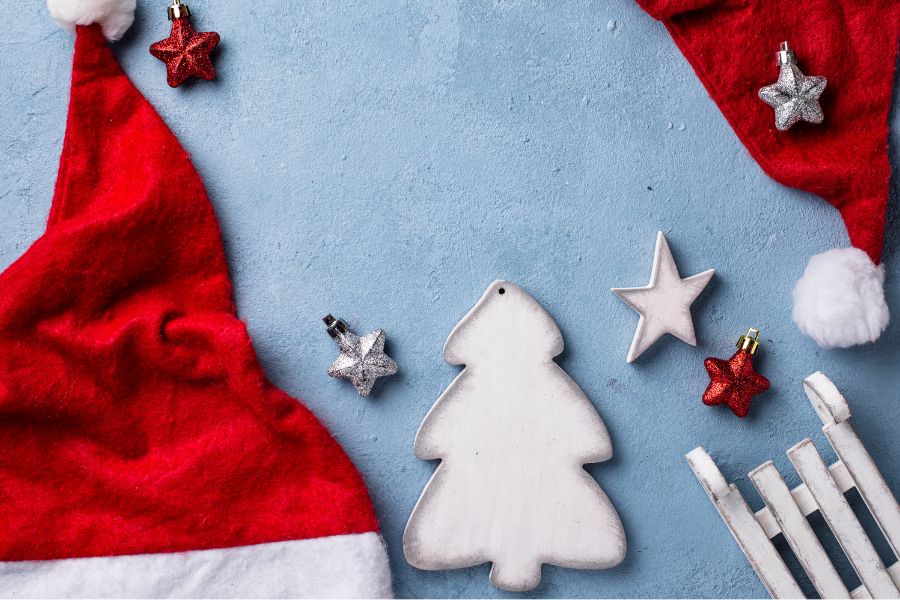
[498, 288, 506, 295]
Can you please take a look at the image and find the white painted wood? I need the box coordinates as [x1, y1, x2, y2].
[690, 372, 900, 599]
[788, 439, 899, 599]
[851, 562, 900, 599]
[755, 460, 854, 538]
[826, 421, 900, 557]
[804, 373, 900, 557]
[403, 280, 626, 592]
[611, 231, 714, 363]
[803, 372, 851, 426]
[750, 461, 849, 598]
[686, 448, 803, 599]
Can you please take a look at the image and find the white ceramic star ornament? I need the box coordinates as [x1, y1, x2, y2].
[612, 232, 715, 363]
[324, 315, 398, 396]
[758, 42, 827, 131]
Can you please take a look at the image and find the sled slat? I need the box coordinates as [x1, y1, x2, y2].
[851, 562, 900, 599]
[788, 440, 899, 599]
[825, 420, 900, 558]
[803, 373, 900, 559]
[755, 460, 854, 538]
[750, 461, 849, 599]
[687, 448, 803, 599]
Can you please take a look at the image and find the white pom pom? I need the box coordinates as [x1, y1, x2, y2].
[793, 248, 889, 348]
[47, 0, 136, 41]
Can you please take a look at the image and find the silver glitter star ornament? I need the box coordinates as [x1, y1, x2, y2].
[324, 315, 398, 397]
[758, 41, 827, 131]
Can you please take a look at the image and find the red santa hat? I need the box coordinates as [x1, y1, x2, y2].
[637, 0, 900, 348]
[0, 2, 391, 596]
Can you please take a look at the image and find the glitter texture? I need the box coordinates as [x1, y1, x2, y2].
[702, 349, 770, 418]
[325, 319, 398, 397]
[759, 63, 826, 131]
[149, 16, 219, 88]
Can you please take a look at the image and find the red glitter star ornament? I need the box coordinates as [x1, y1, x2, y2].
[150, 0, 219, 88]
[703, 328, 770, 418]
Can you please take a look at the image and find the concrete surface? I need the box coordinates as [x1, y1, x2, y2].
[1, 1, 898, 597]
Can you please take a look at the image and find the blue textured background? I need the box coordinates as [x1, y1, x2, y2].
[1, 1, 898, 597]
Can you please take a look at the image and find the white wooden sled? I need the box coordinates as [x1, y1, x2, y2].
[687, 372, 900, 599]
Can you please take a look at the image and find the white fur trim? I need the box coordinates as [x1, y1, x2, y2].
[0, 532, 393, 598]
[792, 248, 889, 348]
[46, 0, 136, 41]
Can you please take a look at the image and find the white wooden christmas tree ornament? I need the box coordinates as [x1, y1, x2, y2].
[612, 231, 715, 363]
[403, 280, 626, 592]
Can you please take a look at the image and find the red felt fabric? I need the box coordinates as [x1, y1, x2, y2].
[636, 0, 900, 263]
[0, 24, 379, 561]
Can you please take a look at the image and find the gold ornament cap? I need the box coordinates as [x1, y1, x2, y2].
[167, 0, 191, 20]
[737, 328, 761, 355]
